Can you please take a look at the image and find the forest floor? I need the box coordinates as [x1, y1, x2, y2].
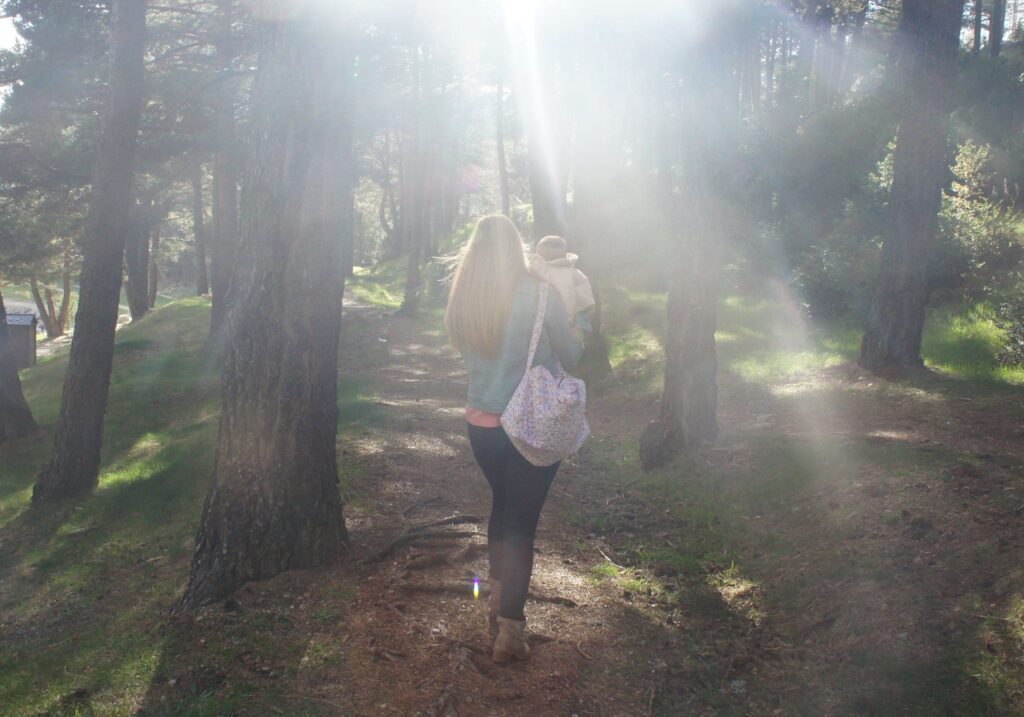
[2, 280, 1024, 716]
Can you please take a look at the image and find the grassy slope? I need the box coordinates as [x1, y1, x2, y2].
[0, 298, 379, 717]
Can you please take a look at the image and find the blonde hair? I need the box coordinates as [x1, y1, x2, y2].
[444, 214, 527, 357]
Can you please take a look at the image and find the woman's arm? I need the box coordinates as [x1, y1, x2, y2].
[544, 286, 584, 369]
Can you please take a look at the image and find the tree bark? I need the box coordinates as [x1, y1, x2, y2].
[192, 159, 210, 296]
[33, 0, 147, 503]
[147, 222, 160, 309]
[124, 205, 150, 321]
[639, 179, 724, 470]
[210, 0, 239, 334]
[859, 0, 966, 375]
[176, 10, 349, 610]
[991, 0, 1007, 56]
[0, 289, 38, 443]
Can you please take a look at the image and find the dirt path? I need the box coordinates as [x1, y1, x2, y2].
[310, 303, 659, 716]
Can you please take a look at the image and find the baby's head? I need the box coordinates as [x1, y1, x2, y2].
[536, 235, 568, 262]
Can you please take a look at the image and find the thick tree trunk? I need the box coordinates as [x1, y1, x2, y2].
[0, 289, 38, 443]
[147, 223, 160, 309]
[124, 206, 150, 321]
[639, 43, 734, 470]
[192, 159, 210, 296]
[639, 183, 723, 470]
[29, 278, 60, 338]
[210, 0, 239, 334]
[991, 0, 1007, 56]
[859, 0, 965, 375]
[33, 0, 147, 503]
[176, 11, 349, 610]
[496, 78, 511, 216]
[975, 0, 985, 54]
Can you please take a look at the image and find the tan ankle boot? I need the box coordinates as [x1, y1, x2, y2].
[487, 579, 501, 629]
[492, 616, 529, 663]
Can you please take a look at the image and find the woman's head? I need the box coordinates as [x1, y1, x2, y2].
[444, 214, 527, 357]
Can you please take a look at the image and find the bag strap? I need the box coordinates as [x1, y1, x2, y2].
[524, 282, 550, 372]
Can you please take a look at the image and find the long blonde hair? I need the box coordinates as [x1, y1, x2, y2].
[444, 214, 527, 357]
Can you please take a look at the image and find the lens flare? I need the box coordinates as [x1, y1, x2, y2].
[473, 576, 480, 600]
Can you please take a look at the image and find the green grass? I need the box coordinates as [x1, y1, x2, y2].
[922, 304, 1024, 384]
[598, 283, 1024, 390]
[346, 262, 406, 309]
[0, 297, 370, 717]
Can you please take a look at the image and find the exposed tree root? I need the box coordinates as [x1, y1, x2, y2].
[402, 495, 445, 517]
[363, 516, 481, 564]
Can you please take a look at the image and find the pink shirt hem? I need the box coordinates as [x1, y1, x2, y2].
[466, 406, 501, 428]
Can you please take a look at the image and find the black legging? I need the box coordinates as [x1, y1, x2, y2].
[467, 424, 559, 622]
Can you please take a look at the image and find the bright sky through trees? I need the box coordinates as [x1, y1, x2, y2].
[0, 18, 16, 49]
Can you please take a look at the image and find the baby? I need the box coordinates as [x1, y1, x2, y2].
[528, 235, 595, 338]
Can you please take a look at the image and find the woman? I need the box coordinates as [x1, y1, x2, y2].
[445, 214, 583, 664]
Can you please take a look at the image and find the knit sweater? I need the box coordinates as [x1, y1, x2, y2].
[460, 276, 584, 414]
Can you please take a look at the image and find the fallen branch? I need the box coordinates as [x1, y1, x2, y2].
[598, 546, 626, 569]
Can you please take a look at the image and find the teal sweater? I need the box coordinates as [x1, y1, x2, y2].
[460, 276, 584, 414]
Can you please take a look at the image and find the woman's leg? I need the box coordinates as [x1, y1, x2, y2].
[497, 433, 559, 621]
[467, 425, 508, 583]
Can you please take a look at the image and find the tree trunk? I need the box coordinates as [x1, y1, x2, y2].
[859, 0, 965, 375]
[192, 159, 210, 296]
[124, 205, 150, 321]
[33, 0, 147, 503]
[795, 14, 816, 108]
[399, 45, 428, 315]
[147, 223, 160, 309]
[639, 43, 735, 470]
[57, 253, 73, 333]
[639, 180, 724, 470]
[176, 10, 349, 610]
[991, 0, 1007, 55]
[210, 0, 239, 334]
[496, 78, 511, 216]
[29, 277, 60, 338]
[0, 289, 38, 443]
[975, 0, 984, 54]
